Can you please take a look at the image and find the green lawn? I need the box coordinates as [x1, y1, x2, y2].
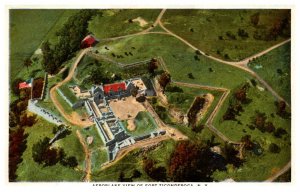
[16, 117, 84, 181]
[55, 90, 74, 114]
[248, 42, 291, 103]
[57, 84, 78, 104]
[124, 111, 157, 137]
[161, 9, 290, 61]
[88, 9, 161, 39]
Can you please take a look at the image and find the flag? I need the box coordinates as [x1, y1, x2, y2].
[19, 78, 33, 89]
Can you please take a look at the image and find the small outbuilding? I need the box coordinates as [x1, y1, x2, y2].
[81, 34, 98, 48]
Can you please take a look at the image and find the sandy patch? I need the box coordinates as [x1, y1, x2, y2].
[197, 93, 214, 120]
[34, 48, 42, 55]
[109, 96, 146, 120]
[132, 17, 148, 27]
[127, 119, 136, 131]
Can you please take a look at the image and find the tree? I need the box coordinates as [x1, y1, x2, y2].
[187, 73, 194, 79]
[11, 78, 24, 97]
[148, 58, 158, 75]
[241, 135, 254, 150]
[61, 156, 78, 168]
[23, 58, 32, 72]
[269, 143, 281, 153]
[130, 86, 139, 97]
[158, 72, 171, 91]
[273, 127, 287, 138]
[143, 158, 167, 181]
[237, 28, 249, 38]
[136, 95, 146, 103]
[251, 13, 260, 26]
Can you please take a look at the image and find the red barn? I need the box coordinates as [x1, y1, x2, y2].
[103, 82, 126, 94]
[81, 35, 98, 48]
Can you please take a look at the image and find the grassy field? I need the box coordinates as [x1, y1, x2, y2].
[211, 82, 291, 181]
[213, 83, 291, 142]
[91, 149, 108, 173]
[124, 111, 157, 137]
[161, 9, 290, 61]
[248, 42, 291, 103]
[54, 90, 74, 114]
[79, 125, 104, 151]
[58, 84, 78, 104]
[9, 9, 64, 82]
[88, 9, 161, 39]
[95, 34, 252, 89]
[16, 117, 84, 181]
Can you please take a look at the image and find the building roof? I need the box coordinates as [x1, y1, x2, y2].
[103, 82, 126, 94]
[81, 35, 97, 47]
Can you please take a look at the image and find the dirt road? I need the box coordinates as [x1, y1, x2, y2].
[265, 161, 291, 182]
[76, 130, 91, 182]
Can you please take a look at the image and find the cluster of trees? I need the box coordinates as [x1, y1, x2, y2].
[252, 12, 291, 41]
[32, 78, 44, 99]
[42, 10, 98, 74]
[9, 78, 37, 181]
[32, 137, 78, 168]
[9, 128, 28, 181]
[143, 158, 167, 181]
[248, 111, 276, 133]
[223, 83, 251, 121]
[187, 96, 206, 129]
[168, 140, 227, 182]
[247, 110, 288, 139]
[118, 169, 142, 182]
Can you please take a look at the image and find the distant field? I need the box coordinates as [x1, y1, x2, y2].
[16, 118, 84, 181]
[88, 9, 161, 39]
[161, 9, 290, 61]
[9, 9, 64, 82]
[248, 42, 291, 103]
[95, 34, 252, 89]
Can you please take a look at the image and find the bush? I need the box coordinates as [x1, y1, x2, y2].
[269, 143, 281, 153]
